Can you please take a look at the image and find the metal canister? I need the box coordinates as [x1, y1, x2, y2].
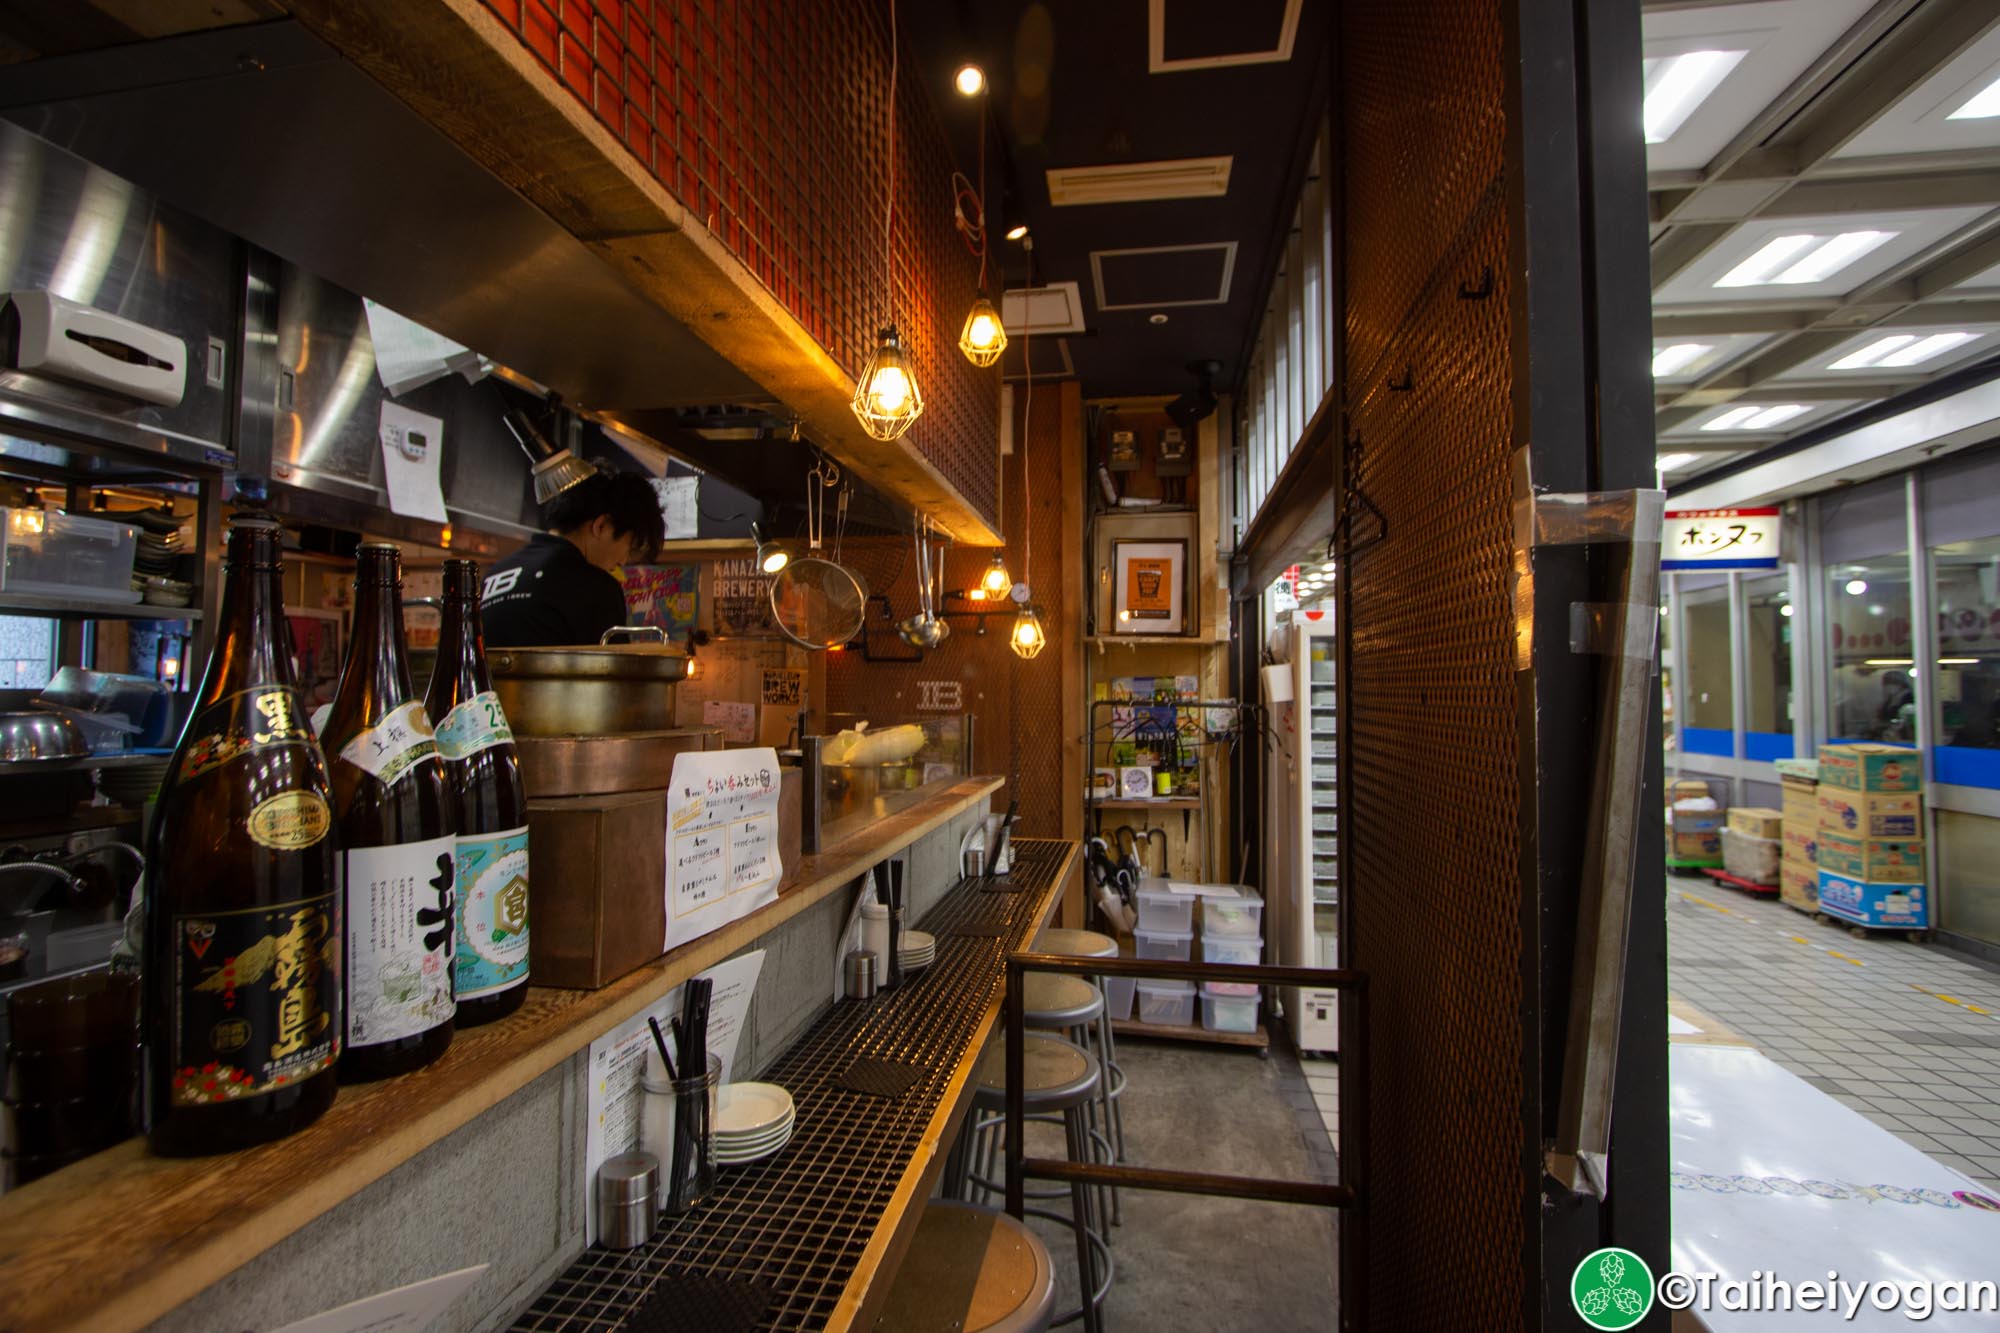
[597, 1151, 660, 1249]
[844, 949, 879, 1000]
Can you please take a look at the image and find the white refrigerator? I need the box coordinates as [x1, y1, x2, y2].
[1265, 611, 1339, 1054]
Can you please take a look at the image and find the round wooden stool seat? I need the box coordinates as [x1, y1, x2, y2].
[972, 1033, 1100, 1112]
[1021, 973, 1103, 1029]
[1032, 928, 1117, 959]
[875, 1201, 1055, 1332]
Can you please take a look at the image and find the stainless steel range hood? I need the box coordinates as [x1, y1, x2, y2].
[0, 19, 771, 417]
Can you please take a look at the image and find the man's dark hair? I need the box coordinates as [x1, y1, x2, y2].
[543, 468, 665, 562]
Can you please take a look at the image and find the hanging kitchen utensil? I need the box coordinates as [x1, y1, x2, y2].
[897, 516, 949, 650]
[769, 459, 867, 650]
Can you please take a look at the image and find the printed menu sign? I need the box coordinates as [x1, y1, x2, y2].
[663, 746, 784, 950]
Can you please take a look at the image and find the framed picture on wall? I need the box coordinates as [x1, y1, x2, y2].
[1112, 539, 1187, 636]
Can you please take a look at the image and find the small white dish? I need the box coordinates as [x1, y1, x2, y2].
[714, 1082, 795, 1138]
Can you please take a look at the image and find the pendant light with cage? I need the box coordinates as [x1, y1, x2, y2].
[852, 0, 924, 442]
[953, 81, 1007, 368]
[1009, 242, 1044, 660]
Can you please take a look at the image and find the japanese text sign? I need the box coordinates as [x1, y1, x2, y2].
[663, 747, 783, 950]
[1662, 507, 1781, 571]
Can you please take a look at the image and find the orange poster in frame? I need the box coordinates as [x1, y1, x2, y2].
[1112, 538, 1187, 635]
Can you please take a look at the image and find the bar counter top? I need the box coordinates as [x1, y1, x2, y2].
[511, 837, 1075, 1332]
[0, 776, 1005, 1333]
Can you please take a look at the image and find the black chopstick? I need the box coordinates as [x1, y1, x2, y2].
[647, 1015, 678, 1083]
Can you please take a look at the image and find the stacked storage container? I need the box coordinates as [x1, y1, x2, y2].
[1130, 880, 1266, 1034]
[1721, 807, 1782, 886]
[1777, 759, 1819, 912]
[1667, 777, 1724, 869]
[1815, 744, 1927, 931]
[1133, 883, 1194, 1026]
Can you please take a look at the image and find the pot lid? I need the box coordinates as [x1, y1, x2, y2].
[484, 644, 693, 682]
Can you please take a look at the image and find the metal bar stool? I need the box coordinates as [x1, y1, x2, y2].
[1016, 972, 1115, 1231]
[949, 1034, 1112, 1333]
[1032, 929, 1128, 1198]
[875, 1200, 1055, 1332]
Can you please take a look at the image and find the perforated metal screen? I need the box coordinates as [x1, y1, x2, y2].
[824, 383, 1070, 839]
[1339, 0, 1525, 1327]
[477, 0, 1000, 525]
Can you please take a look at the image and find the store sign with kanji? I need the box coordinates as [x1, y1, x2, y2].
[1661, 507, 1781, 571]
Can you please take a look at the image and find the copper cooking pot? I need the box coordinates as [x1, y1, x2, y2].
[482, 628, 692, 737]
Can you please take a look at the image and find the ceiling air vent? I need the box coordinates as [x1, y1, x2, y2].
[1001, 282, 1088, 334]
[1045, 157, 1233, 207]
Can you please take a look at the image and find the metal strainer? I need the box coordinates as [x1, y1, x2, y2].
[769, 459, 866, 650]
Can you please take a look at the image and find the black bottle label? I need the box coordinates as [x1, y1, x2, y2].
[180, 686, 318, 784]
[169, 894, 340, 1106]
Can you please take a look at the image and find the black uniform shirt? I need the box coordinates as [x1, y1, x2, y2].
[480, 534, 628, 647]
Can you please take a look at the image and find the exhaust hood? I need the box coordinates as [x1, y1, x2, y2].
[0, 19, 770, 416]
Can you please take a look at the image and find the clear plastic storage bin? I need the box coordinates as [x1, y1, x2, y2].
[1133, 926, 1193, 962]
[1201, 987, 1260, 1034]
[1135, 979, 1195, 1026]
[1200, 934, 1262, 967]
[1200, 887, 1264, 939]
[0, 508, 139, 604]
[1103, 974, 1136, 1021]
[1134, 881, 1193, 934]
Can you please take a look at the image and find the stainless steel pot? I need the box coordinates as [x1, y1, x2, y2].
[485, 630, 692, 736]
[0, 711, 88, 763]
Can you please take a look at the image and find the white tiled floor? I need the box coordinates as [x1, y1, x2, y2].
[1300, 1054, 1339, 1145]
[1667, 873, 2000, 1191]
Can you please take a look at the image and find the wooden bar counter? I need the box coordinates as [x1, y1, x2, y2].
[0, 777, 1014, 1333]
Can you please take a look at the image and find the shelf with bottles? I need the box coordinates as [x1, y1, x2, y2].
[1085, 696, 1259, 809]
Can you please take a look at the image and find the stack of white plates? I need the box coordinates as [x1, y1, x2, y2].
[713, 1082, 796, 1165]
[898, 929, 936, 972]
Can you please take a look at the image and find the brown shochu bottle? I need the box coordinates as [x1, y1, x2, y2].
[145, 517, 341, 1155]
[322, 542, 456, 1081]
[426, 559, 530, 1026]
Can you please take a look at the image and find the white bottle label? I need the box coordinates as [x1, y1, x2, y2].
[345, 833, 457, 1046]
[340, 700, 439, 786]
[434, 690, 514, 761]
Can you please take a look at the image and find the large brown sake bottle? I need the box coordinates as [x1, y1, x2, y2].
[145, 517, 341, 1155]
[426, 559, 530, 1027]
[322, 542, 456, 1081]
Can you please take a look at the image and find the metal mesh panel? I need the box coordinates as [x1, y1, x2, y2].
[1340, 0, 1523, 1326]
[511, 839, 1069, 1332]
[477, 0, 1000, 524]
[824, 385, 1067, 837]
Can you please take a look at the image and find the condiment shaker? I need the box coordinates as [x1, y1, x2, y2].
[598, 1151, 659, 1249]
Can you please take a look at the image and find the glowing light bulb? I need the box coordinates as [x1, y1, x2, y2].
[869, 364, 910, 414]
[968, 313, 997, 348]
[1010, 606, 1045, 658]
[979, 552, 1012, 601]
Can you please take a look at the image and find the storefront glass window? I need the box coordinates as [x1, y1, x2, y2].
[1681, 578, 1732, 756]
[1827, 558, 1916, 743]
[1933, 535, 2000, 788]
[1744, 575, 1794, 761]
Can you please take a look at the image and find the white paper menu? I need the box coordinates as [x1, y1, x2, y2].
[580, 950, 763, 1244]
[268, 1264, 487, 1333]
[663, 746, 783, 951]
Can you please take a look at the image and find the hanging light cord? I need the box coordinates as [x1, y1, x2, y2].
[882, 0, 899, 319]
[951, 95, 990, 284]
[1020, 242, 1033, 594]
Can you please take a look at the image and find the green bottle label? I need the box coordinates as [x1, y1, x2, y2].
[455, 825, 530, 1000]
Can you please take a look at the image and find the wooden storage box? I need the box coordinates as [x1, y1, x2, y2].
[528, 788, 668, 989]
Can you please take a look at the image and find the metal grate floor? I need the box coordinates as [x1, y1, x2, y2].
[510, 839, 1071, 1332]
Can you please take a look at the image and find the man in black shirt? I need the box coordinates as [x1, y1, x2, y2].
[481, 468, 665, 646]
